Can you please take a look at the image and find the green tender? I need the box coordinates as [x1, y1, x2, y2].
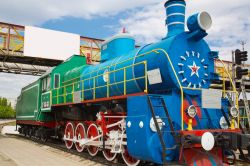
[16, 80, 40, 121]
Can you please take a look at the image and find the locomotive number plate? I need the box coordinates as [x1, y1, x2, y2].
[202, 89, 222, 109]
[147, 68, 162, 85]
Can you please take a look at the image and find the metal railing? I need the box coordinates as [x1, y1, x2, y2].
[150, 49, 184, 130]
[0, 22, 104, 63]
[215, 59, 250, 79]
[52, 61, 148, 105]
[183, 59, 239, 129]
[0, 23, 24, 54]
[218, 59, 239, 126]
[80, 36, 103, 63]
[51, 48, 242, 131]
[51, 48, 183, 129]
[216, 61, 250, 127]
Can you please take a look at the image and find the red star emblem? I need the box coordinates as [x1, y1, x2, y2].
[188, 61, 200, 77]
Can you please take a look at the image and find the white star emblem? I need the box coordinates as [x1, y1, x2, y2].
[188, 61, 200, 77]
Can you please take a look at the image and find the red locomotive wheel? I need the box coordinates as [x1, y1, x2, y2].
[75, 123, 86, 152]
[64, 122, 75, 149]
[122, 145, 140, 166]
[102, 135, 117, 161]
[87, 124, 100, 156]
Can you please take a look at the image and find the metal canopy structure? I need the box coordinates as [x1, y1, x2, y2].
[0, 21, 104, 76]
[214, 60, 250, 91]
[0, 54, 62, 67]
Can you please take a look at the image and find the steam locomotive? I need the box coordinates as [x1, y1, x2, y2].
[16, 0, 250, 165]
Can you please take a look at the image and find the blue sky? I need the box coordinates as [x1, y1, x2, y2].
[0, 0, 249, 103]
[40, 15, 124, 39]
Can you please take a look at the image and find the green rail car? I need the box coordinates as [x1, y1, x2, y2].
[16, 81, 40, 120]
[16, 55, 87, 123]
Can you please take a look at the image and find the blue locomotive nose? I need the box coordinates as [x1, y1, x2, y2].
[165, 0, 186, 37]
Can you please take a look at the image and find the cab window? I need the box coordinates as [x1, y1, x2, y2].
[47, 77, 51, 90]
[54, 74, 60, 88]
[42, 76, 51, 92]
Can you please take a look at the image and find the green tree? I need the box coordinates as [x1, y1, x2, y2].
[0, 97, 16, 118]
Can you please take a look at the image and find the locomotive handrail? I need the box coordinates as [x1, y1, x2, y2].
[52, 48, 184, 129]
[217, 59, 239, 126]
[52, 60, 148, 104]
[61, 61, 145, 89]
[62, 48, 159, 85]
[150, 49, 184, 130]
[182, 59, 239, 128]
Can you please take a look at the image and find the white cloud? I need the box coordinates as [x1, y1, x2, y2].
[119, 3, 166, 43]
[2, 0, 248, 62]
[0, 0, 160, 25]
[1, 0, 249, 60]
[120, 0, 250, 62]
[0, 0, 162, 101]
[0, 0, 250, 101]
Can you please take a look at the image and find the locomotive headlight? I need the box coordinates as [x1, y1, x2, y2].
[230, 107, 239, 118]
[220, 116, 229, 129]
[187, 105, 197, 118]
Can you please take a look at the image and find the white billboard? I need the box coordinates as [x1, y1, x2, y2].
[24, 26, 80, 60]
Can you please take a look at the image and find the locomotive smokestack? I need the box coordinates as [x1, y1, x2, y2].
[164, 0, 186, 37]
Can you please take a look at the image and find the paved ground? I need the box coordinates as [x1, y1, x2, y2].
[0, 134, 103, 166]
[0, 119, 15, 125]
[0, 124, 249, 166]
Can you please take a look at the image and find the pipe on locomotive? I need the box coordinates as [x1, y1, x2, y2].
[165, 0, 212, 38]
[165, 0, 186, 37]
[187, 12, 212, 32]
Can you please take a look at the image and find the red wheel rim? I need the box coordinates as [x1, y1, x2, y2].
[102, 135, 117, 161]
[64, 122, 74, 149]
[122, 146, 140, 166]
[87, 124, 100, 156]
[75, 123, 86, 152]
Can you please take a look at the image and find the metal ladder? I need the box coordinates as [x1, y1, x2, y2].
[240, 79, 250, 127]
[238, 80, 250, 161]
[147, 96, 178, 165]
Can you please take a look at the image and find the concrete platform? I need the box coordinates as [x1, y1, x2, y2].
[0, 135, 103, 166]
